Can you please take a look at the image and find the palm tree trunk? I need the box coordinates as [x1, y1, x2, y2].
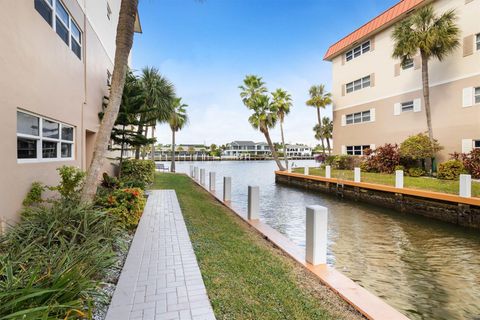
[421, 53, 434, 143]
[264, 129, 285, 171]
[151, 125, 156, 161]
[171, 129, 176, 172]
[280, 120, 288, 169]
[134, 123, 143, 159]
[119, 124, 126, 178]
[326, 136, 331, 156]
[316, 107, 325, 155]
[142, 126, 149, 160]
[81, 0, 138, 202]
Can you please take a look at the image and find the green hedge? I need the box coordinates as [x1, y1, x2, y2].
[121, 159, 155, 185]
[438, 160, 464, 180]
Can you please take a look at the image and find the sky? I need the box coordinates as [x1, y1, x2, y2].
[132, 0, 399, 147]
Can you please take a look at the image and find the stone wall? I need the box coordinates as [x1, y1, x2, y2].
[275, 173, 480, 229]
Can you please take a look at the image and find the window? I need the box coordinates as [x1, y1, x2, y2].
[346, 145, 371, 156]
[107, 70, 112, 86]
[474, 140, 480, 150]
[345, 40, 371, 62]
[107, 2, 112, 20]
[476, 34, 480, 51]
[346, 110, 371, 124]
[475, 87, 480, 104]
[401, 101, 414, 112]
[402, 58, 414, 70]
[346, 76, 371, 93]
[35, 0, 82, 59]
[16, 111, 74, 162]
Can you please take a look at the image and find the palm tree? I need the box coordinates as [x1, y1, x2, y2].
[169, 98, 188, 172]
[392, 4, 459, 145]
[306, 85, 332, 155]
[136, 67, 175, 159]
[81, 0, 138, 202]
[271, 88, 292, 169]
[239, 75, 285, 171]
[321, 117, 333, 155]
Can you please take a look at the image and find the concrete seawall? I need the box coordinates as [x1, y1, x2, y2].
[275, 171, 480, 229]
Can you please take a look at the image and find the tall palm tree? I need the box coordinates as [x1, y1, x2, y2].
[169, 98, 188, 173]
[321, 117, 333, 155]
[271, 88, 292, 169]
[136, 67, 175, 159]
[82, 0, 138, 202]
[306, 85, 331, 156]
[239, 75, 285, 171]
[392, 5, 459, 145]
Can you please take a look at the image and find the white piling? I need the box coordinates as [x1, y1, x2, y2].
[209, 172, 216, 191]
[305, 205, 328, 265]
[395, 170, 404, 189]
[304, 166, 309, 175]
[223, 177, 232, 202]
[460, 174, 472, 198]
[354, 167, 361, 183]
[189, 165, 194, 177]
[325, 165, 331, 179]
[194, 167, 199, 180]
[247, 186, 260, 220]
[200, 169, 205, 185]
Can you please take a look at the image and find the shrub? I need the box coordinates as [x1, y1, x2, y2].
[361, 144, 400, 174]
[394, 165, 405, 172]
[407, 167, 425, 177]
[451, 149, 480, 179]
[96, 188, 145, 230]
[329, 155, 360, 170]
[400, 133, 442, 161]
[22, 182, 45, 207]
[314, 153, 327, 163]
[121, 159, 155, 185]
[437, 160, 465, 180]
[49, 166, 85, 202]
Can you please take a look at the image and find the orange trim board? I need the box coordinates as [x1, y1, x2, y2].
[187, 174, 410, 320]
[276, 171, 480, 207]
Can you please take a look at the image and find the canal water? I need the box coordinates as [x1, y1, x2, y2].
[160, 160, 480, 320]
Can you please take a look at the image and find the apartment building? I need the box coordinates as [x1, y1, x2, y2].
[282, 144, 313, 157]
[325, 0, 480, 159]
[0, 1, 141, 224]
[222, 141, 271, 157]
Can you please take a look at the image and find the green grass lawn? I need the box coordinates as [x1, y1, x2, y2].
[152, 173, 362, 320]
[292, 167, 480, 197]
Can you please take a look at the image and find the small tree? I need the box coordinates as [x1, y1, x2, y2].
[306, 85, 331, 155]
[271, 88, 292, 168]
[169, 98, 188, 172]
[400, 133, 442, 171]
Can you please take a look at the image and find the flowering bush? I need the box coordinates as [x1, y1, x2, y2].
[361, 144, 400, 174]
[96, 188, 145, 230]
[451, 149, 480, 179]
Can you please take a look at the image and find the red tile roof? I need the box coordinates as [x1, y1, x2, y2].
[323, 0, 428, 61]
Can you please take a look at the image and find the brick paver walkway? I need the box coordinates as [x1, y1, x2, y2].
[106, 190, 216, 320]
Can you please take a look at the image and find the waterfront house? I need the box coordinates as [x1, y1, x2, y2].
[155, 144, 210, 158]
[324, 0, 480, 159]
[1, 1, 141, 224]
[282, 144, 313, 157]
[222, 141, 271, 157]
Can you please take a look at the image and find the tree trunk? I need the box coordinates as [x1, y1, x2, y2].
[316, 107, 325, 155]
[171, 129, 176, 172]
[264, 128, 285, 171]
[326, 136, 331, 156]
[151, 125, 156, 161]
[119, 124, 126, 178]
[142, 126, 149, 160]
[81, 0, 138, 202]
[134, 123, 143, 159]
[280, 120, 288, 169]
[421, 53, 434, 144]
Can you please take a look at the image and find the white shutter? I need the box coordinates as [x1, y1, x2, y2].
[370, 108, 375, 122]
[463, 87, 474, 108]
[462, 139, 473, 153]
[341, 145, 347, 155]
[341, 115, 346, 126]
[394, 103, 401, 116]
[413, 98, 422, 112]
[370, 144, 376, 150]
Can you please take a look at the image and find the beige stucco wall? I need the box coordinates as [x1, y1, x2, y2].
[0, 1, 118, 224]
[330, 0, 480, 159]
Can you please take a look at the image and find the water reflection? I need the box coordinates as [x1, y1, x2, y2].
[163, 160, 480, 320]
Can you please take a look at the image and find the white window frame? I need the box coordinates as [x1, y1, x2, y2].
[401, 101, 414, 112]
[476, 34, 480, 51]
[345, 40, 371, 62]
[345, 110, 371, 125]
[475, 87, 480, 104]
[346, 145, 371, 156]
[346, 75, 371, 94]
[17, 110, 75, 164]
[35, 0, 82, 59]
[474, 140, 480, 150]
